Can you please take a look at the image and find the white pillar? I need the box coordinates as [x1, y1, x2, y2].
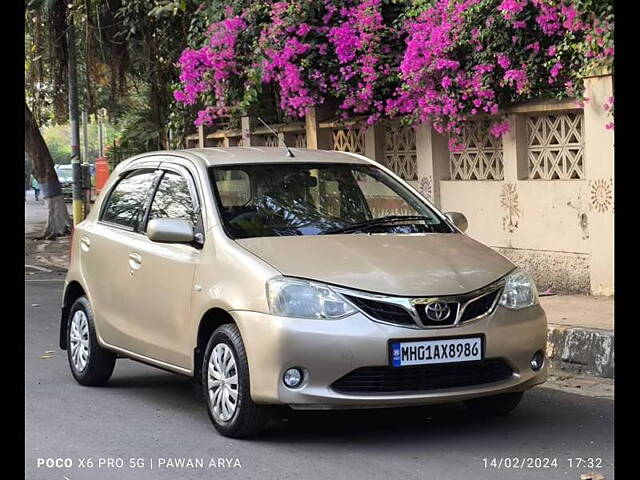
[304, 107, 332, 150]
[240, 116, 252, 147]
[364, 123, 385, 162]
[583, 74, 614, 296]
[197, 125, 205, 148]
[415, 125, 450, 208]
[502, 113, 528, 182]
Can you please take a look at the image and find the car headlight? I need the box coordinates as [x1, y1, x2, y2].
[266, 277, 357, 319]
[499, 268, 538, 310]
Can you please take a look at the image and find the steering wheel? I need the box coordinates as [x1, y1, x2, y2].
[229, 211, 261, 226]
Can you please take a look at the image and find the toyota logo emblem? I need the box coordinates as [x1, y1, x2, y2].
[425, 301, 451, 322]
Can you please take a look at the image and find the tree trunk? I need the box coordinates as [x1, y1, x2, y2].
[49, 0, 69, 124]
[150, 79, 168, 150]
[25, 102, 72, 239]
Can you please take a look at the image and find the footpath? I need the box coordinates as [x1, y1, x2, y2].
[541, 294, 614, 379]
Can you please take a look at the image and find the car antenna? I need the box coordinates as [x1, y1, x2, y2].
[256, 116, 295, 157]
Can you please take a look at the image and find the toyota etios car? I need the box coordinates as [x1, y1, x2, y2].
[60, 147, 547, 437]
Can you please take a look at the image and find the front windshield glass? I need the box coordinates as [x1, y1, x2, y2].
[56, 166, 72, 182]
[210, 163, 452, 239]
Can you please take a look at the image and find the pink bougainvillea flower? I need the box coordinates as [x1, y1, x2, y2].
[498, 0, 527, 20]
[525, 42, 540, 54]
[489, 119, 511, 137]
[550, 61, 563, 78]
[173, 0, 615, 147]
[448, 137, 466, 153]
[497, 53, 511, 69]
[504, 68, 528, 92]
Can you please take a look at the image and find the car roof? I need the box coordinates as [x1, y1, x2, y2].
[130, 147, 373, 168]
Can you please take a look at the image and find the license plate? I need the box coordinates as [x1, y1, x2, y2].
[390, 337, 483, 367]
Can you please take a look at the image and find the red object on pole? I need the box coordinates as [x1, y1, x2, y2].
[95, 157, 110, 194]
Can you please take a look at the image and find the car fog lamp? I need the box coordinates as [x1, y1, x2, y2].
[531, 351, 544, 371]
[283, 368, 303, 388]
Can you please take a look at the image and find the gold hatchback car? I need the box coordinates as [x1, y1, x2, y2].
[60, 147, 547, 437]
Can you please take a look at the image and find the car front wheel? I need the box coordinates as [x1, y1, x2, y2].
[67, 296, 116, 386]
[202, 324, 270, 438]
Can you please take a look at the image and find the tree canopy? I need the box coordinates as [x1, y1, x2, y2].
[24, 0, 614, 158]
[173, 0, 614, 150]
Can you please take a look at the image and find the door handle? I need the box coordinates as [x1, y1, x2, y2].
[128, 252, 142, 270]
[80, 236, 91, 252]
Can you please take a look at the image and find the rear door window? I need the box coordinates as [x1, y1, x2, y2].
[101, 170, 156, 230]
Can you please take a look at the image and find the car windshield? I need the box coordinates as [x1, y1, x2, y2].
[56, 166, 72, 182]
[210, 163, 452, 239]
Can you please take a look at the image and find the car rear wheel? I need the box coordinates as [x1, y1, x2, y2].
[464, 391, 524, 416]
[67, 296, 116, 386]
[202, 324, 270, 438]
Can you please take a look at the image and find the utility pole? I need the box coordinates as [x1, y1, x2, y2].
[66, 11, 83, 225]
[81, 110, 91, 215]
[98, 108, 105, 157]
[82, 111, 89, 163]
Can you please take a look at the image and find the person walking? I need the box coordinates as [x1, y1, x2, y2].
[25, 156, 31, 201]
[30, 174, 40, 201]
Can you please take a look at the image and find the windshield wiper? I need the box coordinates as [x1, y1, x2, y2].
[320, 215, 435, 235]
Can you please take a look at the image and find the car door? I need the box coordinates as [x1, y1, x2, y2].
[80, 166, 160, 351]
[121, 162, 203, 370]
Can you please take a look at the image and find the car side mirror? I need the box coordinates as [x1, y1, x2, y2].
[147, 218, 195, 244]
[444, 212, 468, 232]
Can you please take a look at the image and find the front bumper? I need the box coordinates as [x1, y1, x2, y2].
[232, 304, 547, 409]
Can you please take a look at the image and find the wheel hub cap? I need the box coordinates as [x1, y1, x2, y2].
[69, 311, 90, 372]
[207, 343, 238, 422]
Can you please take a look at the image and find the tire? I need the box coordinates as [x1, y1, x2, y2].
[66, 296, 116, 386]
[464, 391, 524, 416]
[202, 324, 270, 438]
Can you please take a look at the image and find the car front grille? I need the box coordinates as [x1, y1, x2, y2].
[331, 359, 513, 394]
[344, 295, 415, 326]
[342, 282, 503, 329]
[460, 290, 501, 322]
[415, 302, 459, 327]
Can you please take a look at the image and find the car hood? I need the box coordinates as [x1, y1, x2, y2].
[236, 233, 515, 296]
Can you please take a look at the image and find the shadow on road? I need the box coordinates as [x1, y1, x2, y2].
[100, 368, 610, 448]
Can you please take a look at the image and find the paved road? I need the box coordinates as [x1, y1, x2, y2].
[25, 277, 614, 480]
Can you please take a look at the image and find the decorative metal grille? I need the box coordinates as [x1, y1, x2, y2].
[384, 123, 417, 180]
[295, 133, 307, 148]
[369, 204, 416, 218]
[449, 120, 504, 180]
[527, 112, 584, 180]
[332, 127, 366, 154]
